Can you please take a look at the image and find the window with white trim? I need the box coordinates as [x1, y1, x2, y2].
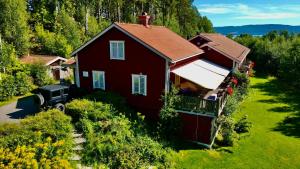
[110, 41, 125, 60]
[92, 71, 105, 90]
[132, 74, 147, 96]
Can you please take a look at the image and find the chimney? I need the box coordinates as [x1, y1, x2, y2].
[139, 12, 151, 27]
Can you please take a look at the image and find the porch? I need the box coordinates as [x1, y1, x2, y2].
[171, 59, 231, 117]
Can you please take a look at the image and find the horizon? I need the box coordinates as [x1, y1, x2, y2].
[214, 24, 300, 27]
[194, 0, 300, 27]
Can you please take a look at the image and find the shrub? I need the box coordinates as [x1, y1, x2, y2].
[28, 63, 54, 86]
[66, 99, 175, 168]
[15, 72, 33, 95]
[159, 86, 181, 139]
[0, 109, 74, 168]
[0, 109, 73, 149]
[0, 74, 16, 101]
[234, 115, 252, 133]
[216, 115, 237, 146]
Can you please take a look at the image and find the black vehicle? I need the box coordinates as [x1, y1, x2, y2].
[35, 84, 72, 112]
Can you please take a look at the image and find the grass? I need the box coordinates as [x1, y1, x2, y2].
[175, 77, 300, 169]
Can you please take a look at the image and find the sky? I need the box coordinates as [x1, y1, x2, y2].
[194, 0, 300, 27]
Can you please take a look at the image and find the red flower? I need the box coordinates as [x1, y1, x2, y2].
[231, 77, 238, 85]
[227, 87, 234, 95]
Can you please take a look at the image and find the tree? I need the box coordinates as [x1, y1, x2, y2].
[0, 0, 30, 55]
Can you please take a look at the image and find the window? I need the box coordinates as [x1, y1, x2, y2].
[92, 71, 105, 90]
[82, 71, 89, 77]
[132, 74, 147, 96]
[52, 90, 61, 97]
[110, 41, 125, 60]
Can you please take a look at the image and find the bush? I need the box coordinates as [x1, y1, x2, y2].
[28, 63, 54, 86]
[0, 109, 73, 149]
[66, 99, 175, 168]
[234, 115, 252, 133]
[159, 86, 181, 139]
[15, 72, 33, 95]
[0, 109, 74, 168]
[217, 115, 237, 146]
[0, 74, 16, 101]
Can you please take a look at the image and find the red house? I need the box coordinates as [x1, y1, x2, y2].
[189, 33, 250, 69]
[71, 14, 250, 147]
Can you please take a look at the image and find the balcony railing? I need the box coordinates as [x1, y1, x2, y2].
[175, 91, 228, 116]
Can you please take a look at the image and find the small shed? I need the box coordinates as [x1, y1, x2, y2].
[20, 54, 71, 80]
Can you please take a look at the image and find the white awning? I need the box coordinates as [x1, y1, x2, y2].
[171, 59, 230, 90]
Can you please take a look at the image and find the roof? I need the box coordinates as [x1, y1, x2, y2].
[71, 23, 204, 62]
[39, 84, 69, 91]
[171, 59, 230, 90]
[64, 58, 76, 65]
[20, 55, 67, 65]
[194, 33, 250, 63]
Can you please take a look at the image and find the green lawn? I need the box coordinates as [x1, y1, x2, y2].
[175, 77, 300, 169]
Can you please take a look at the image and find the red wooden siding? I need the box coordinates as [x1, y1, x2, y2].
[180, 112, 214, 144]
[190, 36, 233, 69]
[77, 27, 167, 119]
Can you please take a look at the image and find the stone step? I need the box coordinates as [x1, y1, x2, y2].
[77, 164, 93, 169]
[70, 154, 81, 161]
[72, 133, 83, 138]
[74, 137, 86, 144]
[73, 145, 84, 151]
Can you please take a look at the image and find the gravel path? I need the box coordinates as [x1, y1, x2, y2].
[0, 96, 39, 123]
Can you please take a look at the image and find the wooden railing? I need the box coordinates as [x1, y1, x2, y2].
[175, 92, 228, 116]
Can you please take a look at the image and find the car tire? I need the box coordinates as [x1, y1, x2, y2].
[54, 103, 65, 112]
[35, 93, 45, 106]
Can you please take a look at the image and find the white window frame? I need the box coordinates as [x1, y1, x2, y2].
[92, 71, 105, 90]
[132, 74, 147, 96]
[82, 71, 89, 77]
[109, 41, 125, 60]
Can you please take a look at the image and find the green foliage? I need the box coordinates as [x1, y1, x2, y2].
[235, 31, 300, 87]
[234, 115, 252, 134]
[159, 86, 181, 139]
[0, 42, 19, 74]
[0, 0, 30, 55]
[216, 115, 237, 146]
[0, 74, 16, 101]
[28, 63, 54, 86]
[0, 109, 74, 168]
[0, 109, 73, 149]
[34, 24, 73, 57]
[66, 98, 175, 168]
[15, 72, 33, 96]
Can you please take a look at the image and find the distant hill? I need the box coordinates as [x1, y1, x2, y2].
[215, 24, 300, 36]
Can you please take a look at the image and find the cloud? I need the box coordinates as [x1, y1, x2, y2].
[197, 3, 300, 20]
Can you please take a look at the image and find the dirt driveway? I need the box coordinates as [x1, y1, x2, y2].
[0, 96, 39, 123]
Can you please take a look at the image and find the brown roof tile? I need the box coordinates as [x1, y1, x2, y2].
[115, 23, 204, 62]
[20, 54, 66, 65]
[197, 33, 250, 63]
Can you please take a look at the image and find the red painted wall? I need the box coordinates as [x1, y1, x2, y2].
[77, 27, 167, 119]
[201, 46, 233, 69]
[180, 112, 214, 144]
[190, 37, 233, 69]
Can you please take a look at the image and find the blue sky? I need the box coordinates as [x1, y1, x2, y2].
[194, 0, 300, 26]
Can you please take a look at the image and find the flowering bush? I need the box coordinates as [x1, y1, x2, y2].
[227, 86, 234, 96]
[0, 139, 72, 169]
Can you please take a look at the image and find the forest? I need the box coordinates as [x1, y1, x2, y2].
[0, 0, 214, 58]
[234, 31, 300, 87]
